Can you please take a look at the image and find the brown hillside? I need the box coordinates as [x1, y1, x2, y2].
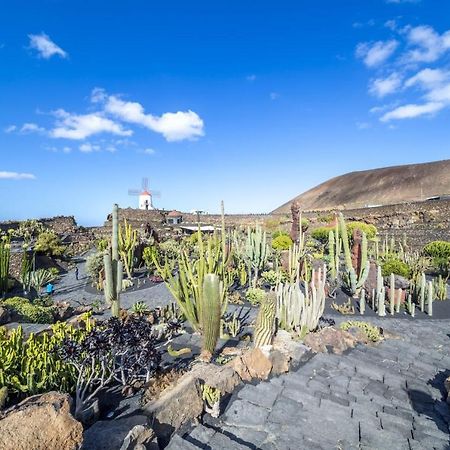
[272, 159, 450, 214]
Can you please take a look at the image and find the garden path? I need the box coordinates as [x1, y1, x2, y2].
[167, 317, 450, 450]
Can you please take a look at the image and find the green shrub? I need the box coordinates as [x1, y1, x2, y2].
[2, 297, 55, 324]
[311, 221, 377, 244]
[272, 234, 293, 250]
[245, 287, 267, 305]
[423, 241, 450, 259]
[311, 226, 332, 243]
[272, 230, 289, 239]
[317, 214, 334, 223]
[34, 231, 65, 257]
[347, 222, 377, 239]
[381, 258, 411, 278]
[340, 321, 381, 342]
[261, 270, 281, 287]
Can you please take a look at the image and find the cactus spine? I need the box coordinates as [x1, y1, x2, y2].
[254, 292, 276, 347]
[201, 274, 222, 357]
[104, 204, 123, 317]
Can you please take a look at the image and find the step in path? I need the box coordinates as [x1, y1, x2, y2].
[166, 318, 450, 450]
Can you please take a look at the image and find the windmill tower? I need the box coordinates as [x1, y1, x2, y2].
[128, 178, 160, 210]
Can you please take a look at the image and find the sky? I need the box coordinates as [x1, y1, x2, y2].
[1, 0, 450, 225]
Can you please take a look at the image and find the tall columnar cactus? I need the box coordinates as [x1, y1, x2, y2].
[339, 214, 369, 297]
[390, 273, 396, 315]
[104, 204, 123, 317]
[360, 288, 366, 315]
[427, 280, 433, 317]
[419, 272, 426, 312]
[254, 292, 276, 347]
[378, 287, 386, 316]
[0, 236, 11, 296]
[245, 226, 269, 288]
[200, 274, 222, 357]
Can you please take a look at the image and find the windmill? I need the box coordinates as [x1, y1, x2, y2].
[128, 177, 161, 210]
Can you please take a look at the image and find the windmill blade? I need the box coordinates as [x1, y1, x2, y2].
[128, 189, 141, 195]
[151, 190, 161, 198]
[142, 177, 149, 191]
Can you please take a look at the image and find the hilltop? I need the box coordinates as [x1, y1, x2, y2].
[272, 159, 450, 214]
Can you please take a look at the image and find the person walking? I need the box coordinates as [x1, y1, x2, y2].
[75, 265, 79, 281]
[46, 282, 54, 297]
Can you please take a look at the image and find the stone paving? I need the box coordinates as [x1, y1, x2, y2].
[167, 318, 450, 450]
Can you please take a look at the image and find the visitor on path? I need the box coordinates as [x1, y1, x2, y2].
[46, 283, 54, 297]
[75, 265, 79, 281]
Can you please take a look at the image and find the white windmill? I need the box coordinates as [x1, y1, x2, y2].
[128, 177, 161, 210]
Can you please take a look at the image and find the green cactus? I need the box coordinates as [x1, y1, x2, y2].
[359, 288, 366, 315]
[245, 226, 269, 288]
[339, 214, 369, 297]
[118, 219, 138, 279]
[390, 273, 396, 315]
[153, 228, 229, 332]
[427, 280, 433, 316]
[0, 236, 11, 296]
[200, 274, 222, 358]
[419, 272, 426, 312]
[104, 204, 123, 317]
[254, 292, 276, 347]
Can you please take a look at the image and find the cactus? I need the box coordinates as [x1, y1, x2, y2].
[396, 289, 401, 314]
[118, 219, 138, 279]
[419, 272, 426, 312]
[378, 287, 386, 316]
[200, 274, 222, 358]
[276, 264, 326, 335]
[254, 292, 276, 347]
[104, 204, 123, 317]
[427, 280, 433, 316]
[0, 236, 11, 296]
[360, 289, 366, 315]
[390, 273, 395, 315]
[202, 384, 221, 418]
[339, 214, 369, 297]
[153, 228, 229, 332]
[245, 226, 269, 288]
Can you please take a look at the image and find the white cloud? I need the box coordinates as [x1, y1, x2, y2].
[79, 143, 101, 153]
[404, 25, 450, 63]
[356, 40, 399, 67]
[0, 171, 36, 180]
[143, 148, 156, 155]
[28, 33, 67, 59]
[356, 122, 371, 130]
[20, 122, 45, 134]
[270, 92, 280, 100]
[103, 94, 204, 142]
[405, 68, 450, 90]
[246, 74, 256, 82]
[50, 109, 133, 140]
[380, 101, 444, 121]
[4, 125, 17, 133]
[369, 72, 402, 97]
[385, 20, 398, 31]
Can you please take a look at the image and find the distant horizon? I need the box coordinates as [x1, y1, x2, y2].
[2, 0, 450, 225]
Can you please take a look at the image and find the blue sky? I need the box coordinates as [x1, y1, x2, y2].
[1, 0, 450, 225]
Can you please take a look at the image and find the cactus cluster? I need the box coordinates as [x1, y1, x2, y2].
[276, 264, 326, 336]
[0, 324, 82, 399]
[118, 219, 138, 279]
[245, 226, 269, 288]
[339, 214, 369, 297]
[103, 204, 123, 317]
